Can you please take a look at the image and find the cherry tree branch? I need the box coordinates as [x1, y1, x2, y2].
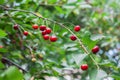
[1, 57, 28, 73]
[0, 5, 100, 69]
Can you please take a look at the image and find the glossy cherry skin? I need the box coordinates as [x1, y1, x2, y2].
[41, 31, 47, 35]
[32, 24, 39, 30]
[50, 36, 57, 42]
[92, 46, 99, 53]
[40, 25, 46, 31]
[23, 31, 28, 36]
[43, 34, 49, 40]
[13, 24, 19, 30]
[74, 25, 81, 32]
[45, 28, 52, 34]
[70, 35, 77, 41]
[81, 64, 88, 70]
[0, 45, 3, 48]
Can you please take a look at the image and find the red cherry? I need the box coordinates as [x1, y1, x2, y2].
[13, 24, 19, 30]
[41, 31, 47, 35]
[45, 28, 52, 34]
[23, 31, 28, 36]
[50, 36, 57, 42]
[43, 35, 49, 40]
[70, 35, 77, 41]
[92, 46, 100, 53]
[40, 25, 46, 31]
[0, 45, 3, 48]
[74, 25, 81, 32]
[81, 64, 88, 70]
[32, 24, 39, 30]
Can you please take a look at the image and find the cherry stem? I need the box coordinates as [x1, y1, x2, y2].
[0, 5, 100, 69]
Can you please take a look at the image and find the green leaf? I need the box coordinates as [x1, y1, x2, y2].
[15, 0, 22, 2]
[89, 69, 107, 80]
[64, 43, 77, 49]
[0, 61, 5, 69]
[82, 33, 98, 50]
[0, 75, 3, 80]
[73, 54, 87, 65]
[67, 47, 78, 51]
[3, 66, 24, 80]
[90, 34, 105, 41]
[112, 75, 120, 80]
[0, 48, 8, 53]
[99, 60, 118, 71]
[89, 69, 97, 80]
[0, 0, 4, 4]
[0, 30, 7, 38]
[99, 60, 113, 66]
[48, 0, 57, 4]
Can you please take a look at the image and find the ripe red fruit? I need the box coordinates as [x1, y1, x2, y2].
[43, 35, 49, 40]
[40, 25, 46, 31]
[70, 35, 77, 41]
[0, 45, 3, 48]
[45, 28, 52, 34]
[74, 25, 81, 32]
[50, 36, 57, 42]
[32, 24, 39, 30]
[23, 31, 28, 36]
[41, 31, 47, 35]
[92, 46, 99, 53]
[81, 64, 88, 70]
[13, 24, 19, 30]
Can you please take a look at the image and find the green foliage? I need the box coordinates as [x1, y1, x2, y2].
[1, 66, 24, 80]
[0, 62, 4, 69]
[89, 69, 107, 80]
[0, 30, 7, 38]
[73, 53, 87, 65]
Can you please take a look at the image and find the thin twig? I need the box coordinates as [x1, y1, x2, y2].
[1, 57, 28, 73]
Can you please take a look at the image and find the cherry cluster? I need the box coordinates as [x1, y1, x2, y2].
[13, 24, 100, 71]
[38, 25, 57, 42]
[13, 24, 58, 42]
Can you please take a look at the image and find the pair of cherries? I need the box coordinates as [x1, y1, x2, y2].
[70, 25, 81, 41]
[14, 24, 29, 36]
[81, 46, 100, 71]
